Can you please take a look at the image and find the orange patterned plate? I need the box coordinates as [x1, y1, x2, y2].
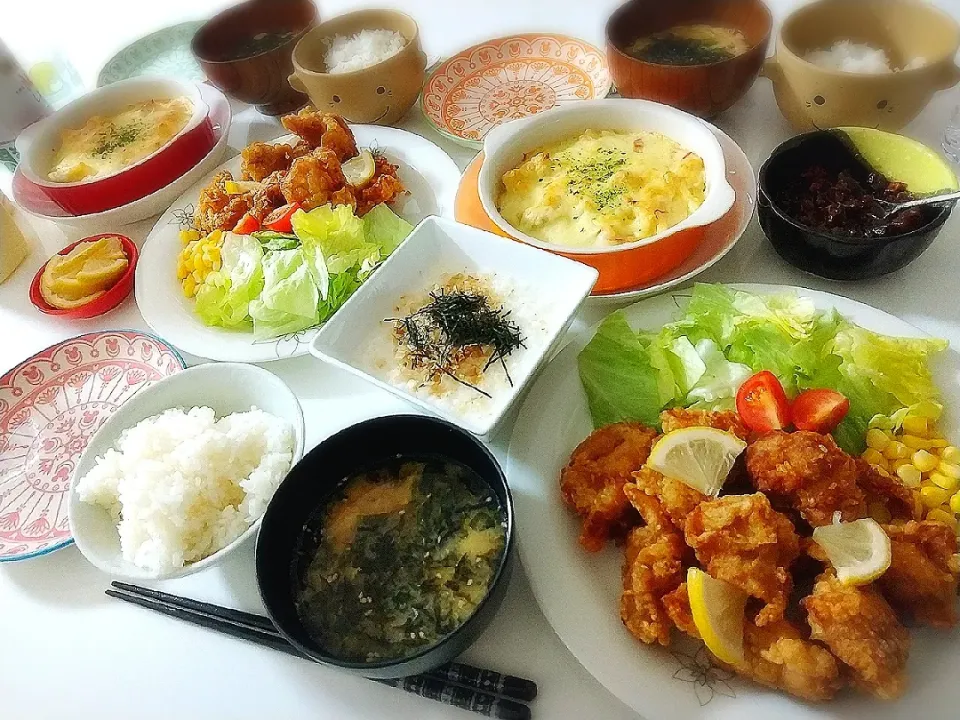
[421, 34, 611, 148]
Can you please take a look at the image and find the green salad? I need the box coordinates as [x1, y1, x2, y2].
[578, 284, 948, 453]
[194, 203, 412, 339]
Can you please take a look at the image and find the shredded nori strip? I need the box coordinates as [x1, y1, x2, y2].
[388, 288, 525, 397]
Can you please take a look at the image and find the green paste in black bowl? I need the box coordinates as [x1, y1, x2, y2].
[758, 127, 958, 280]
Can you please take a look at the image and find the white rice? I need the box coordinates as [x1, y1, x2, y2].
[324, 29, 406, 74]
[76, 406, 294, 575]
[804, 41, 926, 73]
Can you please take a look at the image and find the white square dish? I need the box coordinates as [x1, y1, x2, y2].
[309, 216, 599, 436]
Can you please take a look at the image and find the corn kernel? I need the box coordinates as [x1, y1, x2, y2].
[865, 428, 890, 451]
[176, 263, 188, 281]
[896, 464, 922, 488]
[183, 254, 195, 273]
[182, 276, 196, 297]
[943, 447, 960, 465]
[930, 473, 959, 493]
[939, 462, 960, 480]
[902, 435, 931, 450]
[890, 458, 910, 471]
[927, 508, 958, 530]
[921, 485, 952, 508]
[884, 441, 911, 460]
[862, 448, 885, 465]
[927, 438, 949, 449]
[903, 416, 930, 436]
[912, 450, 939, 473]
[950, 492, 960, 515]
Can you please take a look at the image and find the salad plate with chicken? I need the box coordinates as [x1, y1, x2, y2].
[507, 283, 960, 719]
[136, 107, 461, 362]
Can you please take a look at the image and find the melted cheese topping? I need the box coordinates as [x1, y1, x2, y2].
[47, 97, 193, 183]
[497, 130, 706, 248]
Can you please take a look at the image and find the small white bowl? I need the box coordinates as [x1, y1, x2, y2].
[68, 363, 305, 580]
[477, 98, 736, 256]
[309, 216, 599, 436]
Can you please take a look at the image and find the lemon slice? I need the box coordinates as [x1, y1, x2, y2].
[687, 567, 747, 665]
[224, 180, 262, 195]
[646, 427, 747, 496]
[811, 518, 892, 585]
[342, 149, 376, 187]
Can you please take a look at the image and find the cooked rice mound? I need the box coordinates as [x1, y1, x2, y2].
[76, 406, 294, 575]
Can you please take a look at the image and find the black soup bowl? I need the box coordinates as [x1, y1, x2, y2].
[758, 128, 957, 280]
[256, 414, 515, 679]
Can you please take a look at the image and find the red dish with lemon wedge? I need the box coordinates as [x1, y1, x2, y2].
[30, 234, 139, 319]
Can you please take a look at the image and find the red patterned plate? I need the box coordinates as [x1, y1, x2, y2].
[0, 331, 185, 562]
[420, 34, 611, 148]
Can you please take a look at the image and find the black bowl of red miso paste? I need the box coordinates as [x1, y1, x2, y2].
[758, 129, 957, 280]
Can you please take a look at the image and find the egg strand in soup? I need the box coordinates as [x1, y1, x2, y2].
[294, 456, 506, 663]
[497, 130, 706, 248]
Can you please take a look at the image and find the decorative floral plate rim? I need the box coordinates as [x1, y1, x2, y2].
[97, 21, 205, 87]
[0, 330, 186, 562]
[420, 33, 612, 148]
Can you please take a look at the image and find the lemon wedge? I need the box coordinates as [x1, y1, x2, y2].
[342, 149, 376, 187]
[646, 427, 747, 496]
[811, 518, 892, 585]
[223, 180, 261, 195]
[687, 567, 747, 666]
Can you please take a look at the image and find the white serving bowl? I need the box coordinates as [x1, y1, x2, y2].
[68, 363, 305, 581]
[309, 216, 599, 437]
[476, 99, 737, 294]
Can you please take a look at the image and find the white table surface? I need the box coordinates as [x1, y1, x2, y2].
[2, 1, 960, 718]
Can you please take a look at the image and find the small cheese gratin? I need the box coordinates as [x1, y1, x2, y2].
[47, 97, 193, 183]
[497, 129, 706, 249]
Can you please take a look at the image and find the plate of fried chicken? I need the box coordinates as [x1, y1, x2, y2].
[506, 284, 960, 719]
[136, 107, 461, 362]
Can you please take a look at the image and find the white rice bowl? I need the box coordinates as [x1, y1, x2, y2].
[75, 406, 294, 575]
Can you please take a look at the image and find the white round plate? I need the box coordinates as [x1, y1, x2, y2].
[506, 284, 959, 719]
[135, 125, 461, 362]
[590, 124, 756, 304]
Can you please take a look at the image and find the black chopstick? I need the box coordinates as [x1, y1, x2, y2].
[108, 582, 535, 700]
[107, 583, 534, 719]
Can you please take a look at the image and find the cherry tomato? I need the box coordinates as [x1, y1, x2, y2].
[233, 212, 261, 235]
[736, 371, 791, 433]
[263, 202, 301, 233]
[792, 389, 850, 433]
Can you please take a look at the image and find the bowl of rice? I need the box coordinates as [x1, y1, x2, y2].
[762, 0, 960, 132]
[289, 9, 426, 126]
[67, 363, 305, 580]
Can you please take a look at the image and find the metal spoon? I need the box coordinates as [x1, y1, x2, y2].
[877, 189, 960, 218]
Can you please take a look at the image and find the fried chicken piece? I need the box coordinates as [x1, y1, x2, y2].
[746, 431, 868, 526]
[856, 459, 921, 522]
[240, 141, 296, 182]
[560, 423, 658, 551]
[737, 619, 843, 702]
[280, 147, 349, 211]
[629, 466, 706, 529]
[803, 571, 909, 699]
[194, 170, 253, 234]
[879, 520, 959, 628]
[660, 408, 751, 441]
[281, 107, 358, 161]
[662, 582, 699, 638]
[355, 155, 406, 215]
[249, 170, 286, 221]
[620, 492, 686, 646]
[684, 493, 800, 626]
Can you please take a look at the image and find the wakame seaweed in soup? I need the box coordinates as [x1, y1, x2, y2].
[294, 456, 506, 663]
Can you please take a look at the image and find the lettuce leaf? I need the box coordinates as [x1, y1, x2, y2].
[194, 233, 264, 328]
[292, 204, 372, 275]
[577, 284, 949, 455]
[362, 203, 414, 255]
[577, 311, 664, 428]
[247, 248, 319, 340]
